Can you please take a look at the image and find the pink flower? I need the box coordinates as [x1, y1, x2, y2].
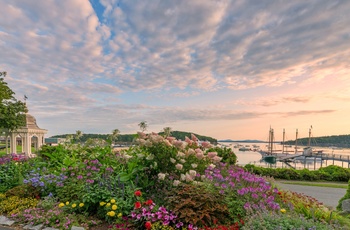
[191, 134, 198, 142]
[201, 141, 212, 148]
[207, 152, 217, 158]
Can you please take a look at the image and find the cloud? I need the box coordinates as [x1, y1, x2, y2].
[279, 110, 336, 117]
[1, 0, 349, 137]
[233, 95, 313, 107]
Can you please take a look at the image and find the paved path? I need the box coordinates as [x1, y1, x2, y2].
[276, 182, 347, 209]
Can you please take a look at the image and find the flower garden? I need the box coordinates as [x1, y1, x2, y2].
[0, 132, 350, 229]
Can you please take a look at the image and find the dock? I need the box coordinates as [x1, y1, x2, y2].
[273, 151, 350, 169]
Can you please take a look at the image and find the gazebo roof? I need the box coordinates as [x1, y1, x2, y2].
[23, 113, 42, 129]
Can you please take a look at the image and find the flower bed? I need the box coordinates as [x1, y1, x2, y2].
[0, 132, 347, 229]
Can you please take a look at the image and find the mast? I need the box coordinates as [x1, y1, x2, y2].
[282, 128, 285, 154]
[270, 128, 274, 155]
[295, 129, 298, 154]
[308, 127, 312, 146]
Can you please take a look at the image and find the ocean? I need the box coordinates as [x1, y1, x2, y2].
[218, 142, 350, 170]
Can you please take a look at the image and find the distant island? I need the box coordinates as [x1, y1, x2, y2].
[283, 134, 350, 148]
[220, 134, 350, 148]
[50, 130, 218, 145]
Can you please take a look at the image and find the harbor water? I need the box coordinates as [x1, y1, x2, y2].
[219, 142, 350, 170]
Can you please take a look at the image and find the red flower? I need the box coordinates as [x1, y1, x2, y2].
[134, 190, 142, 197]
[134, 201, 141, 209]
[145, 221, 152, 230]
[144, 199, 153, 206]
[13, 157, 19, 161]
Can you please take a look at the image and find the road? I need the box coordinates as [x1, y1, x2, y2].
[276, 182, 347, 209]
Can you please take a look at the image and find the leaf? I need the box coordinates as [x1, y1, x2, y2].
[118, 172, 131, 182]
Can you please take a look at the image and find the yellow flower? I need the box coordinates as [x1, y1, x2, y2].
[117, 213, 122, 218]
[106, 203, 111, 207]
[58, 203, 65, 208]
[72, 203, 77, 208]
[109, 211, 115, 217]
[100, 202, 106, 206]
[79, 203, 84, 207]
[110, 199, 116, 203]
[280, 208, 286, 213]
[65, 201, 69, 205]
[112, 205, 117, 210]
[107, 212, 111, 216]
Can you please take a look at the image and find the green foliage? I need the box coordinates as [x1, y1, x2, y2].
[244, 164, 350, 182]
[337, 179, 350, 210]
[0, 161, 21, 192]
[0, 71, 27, 131]
[208, 146, 237, 165]
[242, 210, 341, 230]
[50, 130, 218, 144]
[278, 190, 332, 221]
[5, 184, 40, 198]
[284, 134, 350, 148]
[165, 184, 230, 227]
[167, 131, 217, 144]
[0, 195, 39, 215]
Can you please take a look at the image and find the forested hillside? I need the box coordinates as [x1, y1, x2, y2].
[284, 134, 350, 148]
[51, 131, 217, 144]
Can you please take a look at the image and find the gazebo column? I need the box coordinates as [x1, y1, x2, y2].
[37, 134, 43, 150]
[21, 135, 24, 152]
[10, 132, 17, 154]
[23, 133, 31, 155]
[5, 135, 9, 154]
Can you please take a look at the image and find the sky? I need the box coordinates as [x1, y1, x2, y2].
[1, 0, 350, 141]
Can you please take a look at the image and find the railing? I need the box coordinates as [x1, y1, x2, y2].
[311, 152, 350, 163]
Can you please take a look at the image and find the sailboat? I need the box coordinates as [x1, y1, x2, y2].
[260, 127, 277, 163]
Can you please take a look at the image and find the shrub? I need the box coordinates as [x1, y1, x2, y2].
[208, 147, 237, 165]
[5, 184, 40, 198]
[0, 161, 21, 192]
[0, 195, 39, 215]
[242, 210, 341, 230]
[277, 190, 332, 222]
[165, 183, 230, 227]
[337, 179, 350, 210]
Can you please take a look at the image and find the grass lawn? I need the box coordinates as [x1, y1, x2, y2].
[0, 145, 37, 156]
[277, 180, 348, 189]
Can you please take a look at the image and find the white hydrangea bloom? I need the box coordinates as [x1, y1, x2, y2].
[158, 173, 166, 180]
[175, 163, 183, 170]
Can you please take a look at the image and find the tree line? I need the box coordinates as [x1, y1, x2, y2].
[51, 131, 217, 145]
[284, 134, 350, 148]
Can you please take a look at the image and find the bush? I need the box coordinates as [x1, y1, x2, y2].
[0, 161, 21, 192]
[165, 183, 230, 227]
[209, 147, 237, 165]
[5, 184, 40, 198]
[0, 195, 39, 215]
[337, 179, 350, 210]
[242, 210, 341, 230]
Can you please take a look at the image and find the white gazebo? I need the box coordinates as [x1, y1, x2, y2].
[4, 112, 47, 157]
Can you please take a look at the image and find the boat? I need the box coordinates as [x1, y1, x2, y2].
[259, 127, 277, 163]
[239, 147, 251, 151]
